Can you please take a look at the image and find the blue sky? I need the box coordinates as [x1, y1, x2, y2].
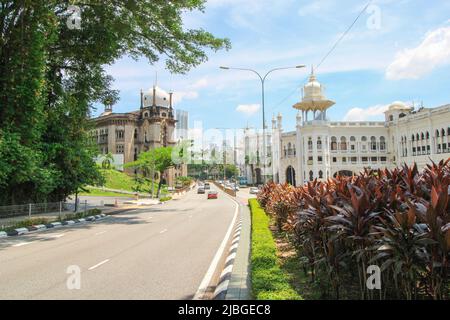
[98, 0, 450, 132]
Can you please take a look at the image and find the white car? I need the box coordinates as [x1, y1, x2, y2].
[249, 187, 259, 194]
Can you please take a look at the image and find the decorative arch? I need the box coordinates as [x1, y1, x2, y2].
[286, 166, 296, 186]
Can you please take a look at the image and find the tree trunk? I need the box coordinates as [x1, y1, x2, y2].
[74, 191, 78, 212]
[156, 171, 163, 198]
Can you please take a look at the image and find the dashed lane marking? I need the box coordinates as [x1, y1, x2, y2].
[88, 259, 110, 271]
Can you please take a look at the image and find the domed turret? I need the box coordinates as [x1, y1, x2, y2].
[388, 101, 410, 111]
[293, 67, 335, 113]
[384, 101, 412, 123]
[143, 86, 171, 108]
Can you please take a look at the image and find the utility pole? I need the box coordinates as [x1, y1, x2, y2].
[220, 65, 305, 184]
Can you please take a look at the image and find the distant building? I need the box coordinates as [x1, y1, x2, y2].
[244, 69, 450, 186]
[175, 109, 189, 141]
[242, 128, 272, 185]
[91, 85, 187, 187]
[275, 70, 450, 185]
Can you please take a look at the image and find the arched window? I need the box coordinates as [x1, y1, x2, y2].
[319, 170, 323, 179]
[426, 131, 430, 140]
[134, 129, 138, 139]
[442, 128, 446, 137]
[340, 136, 347, 151]
[436, 130, 440, 137]
[389, 115, 393, 121]
[331, 136, 337, 150]
[370, 136, 377, 151]
[416, 133, 419, 141]
[309, 170, 314, 181]
[308, 137, 313, 151]
[144, 112, 149, 118]
[286, 166, 296, 186]
[361, 136, 367, 142]
[349, 136, 356, 151]
[317, 137, 322, 150]
[412, 134, 415, 141]
[421, 132, 424, 140]
[380, 136, 386, 150]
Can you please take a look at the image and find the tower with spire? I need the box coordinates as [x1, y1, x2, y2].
[293, 66, 335, 124]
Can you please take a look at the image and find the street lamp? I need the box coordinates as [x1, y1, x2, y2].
[220, 65, 305, 184]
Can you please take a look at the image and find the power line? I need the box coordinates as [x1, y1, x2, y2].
[316, 0, 373, 70]
[269, 0, 373, 114]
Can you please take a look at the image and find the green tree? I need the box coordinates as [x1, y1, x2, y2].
[125, 150, 157, 197]
[0, 1, 230, 205]
[126, 146, 175, 198]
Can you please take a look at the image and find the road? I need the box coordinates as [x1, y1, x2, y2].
[0, 187, 237, 299]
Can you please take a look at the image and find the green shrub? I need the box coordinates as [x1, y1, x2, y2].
[249, 199, 302, 300]
[159, 196, 172, 202]
[1, 217, 50, 232]
[258, 159, 450, 300]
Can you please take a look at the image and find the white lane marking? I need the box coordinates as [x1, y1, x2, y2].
[88, 259, 110, 271]
[12, 241, 34, 247]
[159, 229, 168, 234]
[42, 233, 65, 239]
[95, 231, 107, 236]
[193, 192, 239, 300]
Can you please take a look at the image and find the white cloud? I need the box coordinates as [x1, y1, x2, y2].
[191, 77, 209, 89]
[173, 91, 199, 104]
[236, 104, 261, 116]
[386, 26, 450, 80]
[343, 103, 390, 121]
[298, 0, 335, 17]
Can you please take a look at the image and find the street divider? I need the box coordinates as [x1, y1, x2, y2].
[211, 181, 236, 197]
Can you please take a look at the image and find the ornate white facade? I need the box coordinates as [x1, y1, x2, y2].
[245, 71, 450, 186]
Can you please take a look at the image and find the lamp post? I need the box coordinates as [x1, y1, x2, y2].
[220, 65, 305, 184]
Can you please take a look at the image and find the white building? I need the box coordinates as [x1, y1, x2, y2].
[244, 70, 450, 186]
[175, 109, 189, 141]
[242, 128, 273, 184]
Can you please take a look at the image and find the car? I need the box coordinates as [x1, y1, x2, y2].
[204, 183, 210, 190]
[249, 187, 259, 194]
[207, 191, 218, 199]
[197, 187, 205, 194]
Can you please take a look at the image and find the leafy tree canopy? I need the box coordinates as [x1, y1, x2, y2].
[0, 0, 230, 204]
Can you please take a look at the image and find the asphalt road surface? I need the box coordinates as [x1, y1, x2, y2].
[0, 187, 236, 299]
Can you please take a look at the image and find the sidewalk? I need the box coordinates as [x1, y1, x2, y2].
[225, 198, 251, 299]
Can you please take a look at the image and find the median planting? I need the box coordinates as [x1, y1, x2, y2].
[249, 198, 302, 300]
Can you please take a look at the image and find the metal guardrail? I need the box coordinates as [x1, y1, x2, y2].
[0, 201, 101, 218]
[0, 200, 99, 230]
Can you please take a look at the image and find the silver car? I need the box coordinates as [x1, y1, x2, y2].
[249, 187, 259, 194]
